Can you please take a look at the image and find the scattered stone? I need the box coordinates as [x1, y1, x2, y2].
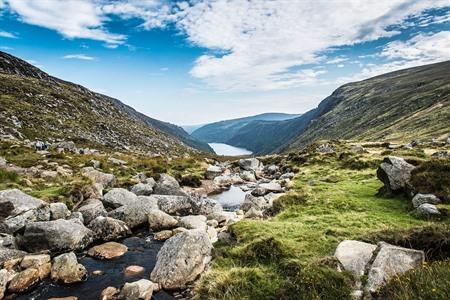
[350, 145, 367, 153]
[207, 211, 238, 224]
[1, 204, 51, 234]
[88, 216, 131, 242]
[259, 182, 283, 193]
[411, 193, 441, 208]
[244, 207, 264, 219]
[92, 270, 104, 276]
[153, 195, 193, 216]
[154, 174, 187, 196]
[100, 286, 119, 300]
[266, 165, 279, 174]
[124, 265, 145, 277]
[77, 199, 108, 225]
[91, 160, 101, 169]
[108, 196, 159, 229]
[213, 175, 232, 187]
[51, 252, 87, 283]
[20, 254, 51, 279]
[365, 242, 424, 293]
[205, 165, 222, 180]
[192, 197, 223, 215]
[239, 158, 262, 171]
[376, 156, 415, 193]
[431, 151, 449, 159]
[148, 210, 178, 232]
[280, 172, 294, 180]
[154, 230, 173, 241]
[108, 157, 127, 166]
[19, 219, 94, 252]
[121, 279, 154, 300]
[8, 267, 40, 293]
[206, 219, 219, 228]
[316, 143, 334, 153]
[130, 183, 154, 196]
[416, 203, 441, 218]
[241, 194, 267, 212]
[178, 215, 207, 230]
[207, 226, 218, 243]
[69, 212, 84, 224]
[87, 242, 128, 260]
[334, 240, 377, 278]
[49, 203, 70, 220]
[171, 227, 188, 236]
[103, 188, 137, 209]
[81, 167, 116, 189]
[240, 170, 256, 182]
[150, 230, 212, 289]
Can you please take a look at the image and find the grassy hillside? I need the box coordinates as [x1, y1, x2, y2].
[0, 51, 211, 154]
[191, 113, 301, 144]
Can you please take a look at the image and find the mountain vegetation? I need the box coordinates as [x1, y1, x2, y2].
[0, 51, 212, 155]
[192, 61, 450, 155]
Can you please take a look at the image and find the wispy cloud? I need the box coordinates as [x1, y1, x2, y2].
[0, 30, 17, 38]
[62, 54, 96, 60]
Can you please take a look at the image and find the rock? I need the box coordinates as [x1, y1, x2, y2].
[259, 182, 283, 193]
[316, 143, 334, 153]
[0, 157, 6, 168]
[376, 156, 415, 193]
[206, 219, 218, 228]
[0, 189, 46, 217]
[81, 167, 116, 189]
[150, 230, 212, 289]
[0, 247, 27, 265]
[20, 254, 51, 279]
[77, 199, 108, 225]
[48, 297, 78, 300]
[431, 151, 449, 159]
[130, 183, 154, 196]
[120, 279, 154, 300]
[108, 157, 126, 166]
[103, 188, 137, 209]
[266, 165, 279, 174]
[280, 172, 295, 180]
[416, 203, 440, 217]
[154, 230, 173, 241]
[192, 197, 223, 215]
[91, 159, 101, 169]
[205, 165, 222, 180]
[411, 193, 441, 208]
[240, 171, 256, 182]
[178, 215, 207, 230]
[171, 227, 188, 236]
[108, 196, 159, 229]
[154, 174, 187, 196]
[148, 210, 178, 232]
[1, 204, 51, 234]
[153, 195, 193, 216]
[365, 242, 424, 293]
[241, 194, 267, 212]
[101, 286, 119, 300]
[350, 145, 367, 153]
[124, 265, 145, 277]
[334, 240, 377, 278]
[88, 216, 131, 242]
[217, 232, 233, 244]
[87, 242, 128, 260]
[239, 158, 262, 171]
[213, 175, 232, 186]
[8, 267, 40, 293]
[51, 252, 87, 283]
[207, 226, 218, 243]
[0, 234, 16, 249]
[41, 170, 58, 178]
[244, 207, 263, 219]
[207, 211, 238, 224]
[0, 269, 7, 299]
[19, 219, 94, 252]
[49, 203, 70, 220]
[69, 212, 84, 224]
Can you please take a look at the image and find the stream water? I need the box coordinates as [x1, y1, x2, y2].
[210, 185, 247, 210]
[16, 231, 173, 300]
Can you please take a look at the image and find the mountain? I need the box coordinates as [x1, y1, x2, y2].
[0, 51, 212, 154]
[224, 61, 450, 154]
[182, 124, 206, 134]
[191, 113, 301, 143]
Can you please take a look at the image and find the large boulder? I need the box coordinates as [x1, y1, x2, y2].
[120, 279, 154, 300]
[178, 215, 207, 230]
[192, 197, 223, 215]
[335, 240, 377, 278]
[130, 183, 154, 196]
[81, 167, 116, 189]
[102, 188, 137, 209]
[0, 269, 7, 299]
[154, 174, 187, 196]
[150, 230, 213, 289]
[87, 242, 128, 260]
[0, 189, 46, 217]
[18, 219, 94, 252]
[411, 194, 441, 208]
[49, 203, 70, 220]
[0, 247, 27, 265]
[51, 252, 87, 283]
[7, 267, 40, 293]
[88, 216, 131, 241]
[108, 196, 159, 229]
[148, 210, 178, 232]
[416, 203, 440, 218]
[240, 171, 256, 182]
[153, 195, 194, 216]
[241, 194, 267, 212]
[376, 156, 415, 194]
[77, 199, 108, 225]
[205, 165, 222, 180]
[1, 205, 51, 234]
[239, 158, 262, 171]
[365, 242, 424, 293]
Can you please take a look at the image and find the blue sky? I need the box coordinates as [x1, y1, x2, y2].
[0, 1, 449, 125]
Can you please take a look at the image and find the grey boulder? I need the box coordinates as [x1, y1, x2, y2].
[334, 240, 377, 278]
[108, 196, 159, 229]
[148, 210, 178, 232]
[154, 174, 187, 196]
[88, 216, 131, 242]
[103, 188, 137, 209]
[239, 158, 262, 171]
[77, 199, 107, 225]
[49, 203, 70, 220]
[412, 194, 441, 208]
[51, 252, 87, 283]
[416, 203, 440, 217]
[376, 156, 415, 193]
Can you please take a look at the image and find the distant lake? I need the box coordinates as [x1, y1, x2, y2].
[209, 143, 252, 156]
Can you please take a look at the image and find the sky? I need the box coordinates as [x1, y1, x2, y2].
[0, 0, 449, 125]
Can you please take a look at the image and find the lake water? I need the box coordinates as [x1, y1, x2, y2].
[209, 143, 252, 156]
[211, 185, 247, 209]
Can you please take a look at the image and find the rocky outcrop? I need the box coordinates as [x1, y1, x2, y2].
[18, 219, 94, 252]
[0, 189, 46, 217]
[150, 229, 212, 289]
[376, 156, 415, 194]
[51, 252, 87, 283]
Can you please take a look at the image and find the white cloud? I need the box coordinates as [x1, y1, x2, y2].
[326, 57, 348, 64]
[0, 30, 16, 38]
[337, 64, 345, 68]
[168, 0, 449, 91]
[160, 67, 169, 71]
[336, 31, 450, 84]
[62, 54, 96, 60]
[7, 0, 125, 45]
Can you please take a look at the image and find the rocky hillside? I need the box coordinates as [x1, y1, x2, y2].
[191, 112, 300, 144]
[0, 51, 212, 155]
[211, 61, 450, 155]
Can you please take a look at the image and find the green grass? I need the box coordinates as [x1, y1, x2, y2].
[197, 154, 450, 299]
